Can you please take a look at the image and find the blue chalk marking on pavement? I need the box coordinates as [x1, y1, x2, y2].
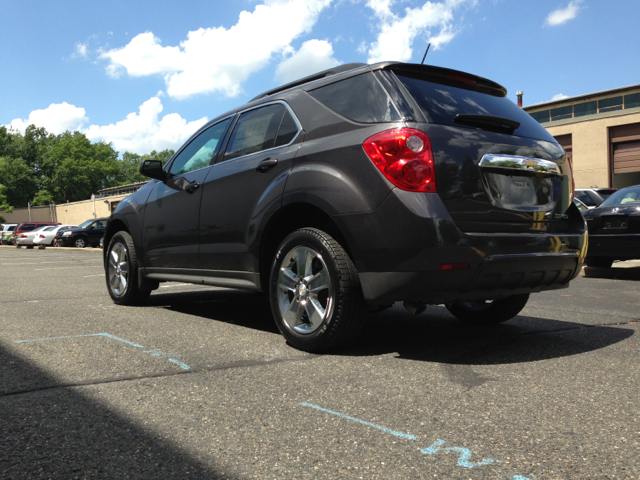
[14, 333, 190, 369]
[513, 476, 533, 480]
[15, 333, 144, 348]
[168, 358, 191, 370]
[420, 439, 499, 468]
[299, 402, 417, 440]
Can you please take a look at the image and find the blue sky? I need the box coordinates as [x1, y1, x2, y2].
[1, 0, 638, 155]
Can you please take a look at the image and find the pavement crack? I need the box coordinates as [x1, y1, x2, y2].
[0, 354, 318, 399]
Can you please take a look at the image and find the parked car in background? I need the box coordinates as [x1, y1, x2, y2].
[54, 218, 107, 248]
[582, 184, 640, 267]
[33, 224, 78, 247]
[1, 223, 17, 245]
[575, 187, 617, 209]
[15, 226, 50, 248]
[573, 198, 589, 212]
[103, 61, 586, 352]
[12, 222, 60, 246]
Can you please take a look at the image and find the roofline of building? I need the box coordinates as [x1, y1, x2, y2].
[98, 181, 148, 194]
[524, 83, 640, 110]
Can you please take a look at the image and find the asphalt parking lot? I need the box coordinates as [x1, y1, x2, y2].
[1, 246, 639, 479]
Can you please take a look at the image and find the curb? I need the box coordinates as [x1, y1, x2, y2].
[0, 245, 103, 253]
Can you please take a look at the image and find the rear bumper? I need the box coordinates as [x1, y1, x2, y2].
[359, 252, 579, 304]
[334, 189, 587, 304]
[587, 233, 640, 260]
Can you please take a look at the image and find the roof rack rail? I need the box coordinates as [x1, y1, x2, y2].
[250, 63, 367, 102]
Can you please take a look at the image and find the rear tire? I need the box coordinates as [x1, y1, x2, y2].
[269, 228, 365, 353]
[585, 258, 613, 268]
[445, 294, 530, 325]
[74, 237, 87, 248]
[106, 231, 151, 305]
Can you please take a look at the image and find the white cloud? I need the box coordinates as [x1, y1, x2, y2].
[84, 97, 208, 154]
[551, 93, 569, 101]
[74, 42, 88, 58]
[275, 39, 340, 84]
[366, 0, 475, 63]
[545, 0, 583, 26]
[100, 0, 332, 99]
[9, 103, 88, 134]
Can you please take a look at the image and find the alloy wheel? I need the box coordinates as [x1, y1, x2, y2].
[108, 242, 129, 297]
[276, 246, 333, 334]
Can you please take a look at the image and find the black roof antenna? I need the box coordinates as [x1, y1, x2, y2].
[421, 43, 431, 65]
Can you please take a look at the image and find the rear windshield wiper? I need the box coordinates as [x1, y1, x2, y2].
[453, 114, 520, 134]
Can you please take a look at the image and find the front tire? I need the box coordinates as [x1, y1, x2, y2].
[106, 231, 151, 305]
[445, 294, 530, 325]
[269, 228, 365, 353]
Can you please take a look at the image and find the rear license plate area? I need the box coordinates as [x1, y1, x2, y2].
[603, 216, 628, 229]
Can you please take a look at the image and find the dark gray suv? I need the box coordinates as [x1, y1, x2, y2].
[104, 62, 587, 352]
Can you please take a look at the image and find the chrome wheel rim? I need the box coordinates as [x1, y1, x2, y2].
[75, 239, 85, 248]
[108, 242, 129, 296]
[276, 246, 333, 334]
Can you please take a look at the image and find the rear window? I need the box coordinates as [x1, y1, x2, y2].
[20, 224, 36, 232]
[309, 73, 401, 123]
[600, 186, 640, 207]
[395, 73, 555, 142]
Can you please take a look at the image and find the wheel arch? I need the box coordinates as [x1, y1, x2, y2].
[259, 202, 353, 292]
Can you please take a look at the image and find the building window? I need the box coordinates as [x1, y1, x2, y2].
[574, 101, 597, 117]
[625, 93, 640, 109]
[530, 110, 550, 123]
[550, 105, 573, 121]
[599, 96, 623, 113]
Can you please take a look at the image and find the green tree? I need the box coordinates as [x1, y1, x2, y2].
[0, 184, 13, 214]
[0, 156, 38, 208]
[31, 189, 55, 206]
[40, 131, 119, 203]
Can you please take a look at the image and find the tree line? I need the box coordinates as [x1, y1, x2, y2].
[0, 125, 173, 216]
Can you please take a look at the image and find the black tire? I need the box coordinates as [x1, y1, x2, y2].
[585, 258, 613, 268]
[105, 231, 151, 305]
[74, 237, 87, 248]
[26, 245, 34, 249]
[445, 293, 530, 325]
[269, 228, 366, 353]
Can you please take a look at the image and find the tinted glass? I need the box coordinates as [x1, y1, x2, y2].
[598, 96, 623, 113]
[574, 101, 597, 117]
[21, 224, 36, 231]
[575, 191, 596, 206]
[170, 119, 231, 175]
[600, 186, 640, 207]
[274, 110, 299, 147]
[530, 110, 550, 123]
[550, 105, 572, 121]
[79, 219, 93, 228]
[224, 104, 285, 161]
[624, 93, 640, 109]
[93, 220, 106, 229]
[397, 73, 554, 141]
[309, 73, 401, 123]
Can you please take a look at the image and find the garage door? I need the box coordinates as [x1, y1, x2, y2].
[554, 134, 572, 161]
[611, 123, 640, 174]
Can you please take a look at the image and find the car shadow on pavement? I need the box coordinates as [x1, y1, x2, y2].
[583, 266, 640, 280]
[343, 304, 635, 365]
[0, 345, 226, 479]
[142, 290, 634, 366]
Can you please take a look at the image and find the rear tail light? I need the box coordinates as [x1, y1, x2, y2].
[363, 128, 436, 193]
[39, 235, 45, 238]
[447, 72, 477, 87]
[20, 234, 27, 238]
[437, 263, 470, 271]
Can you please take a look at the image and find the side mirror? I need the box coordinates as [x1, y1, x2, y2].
[139, 160, 167, 181]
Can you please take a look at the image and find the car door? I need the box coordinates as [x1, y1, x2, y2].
[88, 219, 107, 246]
[199, 102, 302, 273]
[141, 118, 232, 270]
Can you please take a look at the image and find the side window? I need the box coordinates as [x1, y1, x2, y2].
[223, 104, 286, 161]
[274, 110, 299, 147]
[575, 191, 596, 207]
[169, 118, 231, 176]
[94, 221, 106, 229]
[309, 72, 401, 123]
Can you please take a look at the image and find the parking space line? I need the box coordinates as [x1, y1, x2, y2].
[35, 266, 103, 271]
[299, 402, 533, 479]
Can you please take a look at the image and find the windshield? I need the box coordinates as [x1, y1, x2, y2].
[78, 219, 94, 228]
[600, 186, 640, 207]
